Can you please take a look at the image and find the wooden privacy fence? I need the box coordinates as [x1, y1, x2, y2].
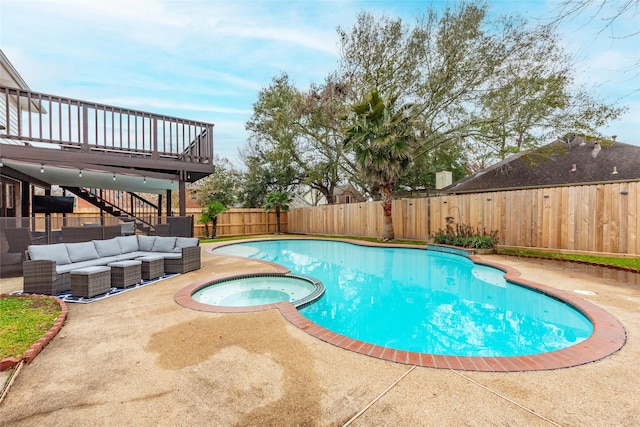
[288, 182, 640, 256]
[195, 208, 288, 238]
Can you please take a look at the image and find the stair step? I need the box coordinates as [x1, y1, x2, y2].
[63, 186, 155, 232]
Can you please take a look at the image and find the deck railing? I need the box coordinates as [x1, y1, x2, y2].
[0, 85, 214, 164]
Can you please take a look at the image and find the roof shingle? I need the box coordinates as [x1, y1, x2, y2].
[446, 136, 640, 193]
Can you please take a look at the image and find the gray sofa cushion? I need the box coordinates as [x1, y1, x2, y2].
[120, 251, 175, 260]
[138, 235, 156, 252]
[162, 253, 182, 259]
[115, 251, 149, 261]
[152, 236, 176, 253]
[66, 241, 100, 263]
[56, 256, 121, 274]
[28, 243, 72, 265]
[116, 235, 139, 253]
[93, 238, 122, 257]
[173, 237, 199, 253]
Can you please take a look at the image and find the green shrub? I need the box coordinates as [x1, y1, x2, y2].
[432, 224, 498, 249]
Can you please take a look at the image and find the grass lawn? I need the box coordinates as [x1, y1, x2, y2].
[0, 296, 61, 360]
[497, 248, 640, 272]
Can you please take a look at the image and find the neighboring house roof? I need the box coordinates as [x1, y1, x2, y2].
[290, 183, 366, 207]
[446, 136, 640, 194]
[334, 183, 362, 197]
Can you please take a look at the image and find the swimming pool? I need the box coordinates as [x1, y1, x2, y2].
[212, 239, 594, 358]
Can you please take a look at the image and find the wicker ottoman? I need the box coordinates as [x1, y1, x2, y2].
[137, 255, 164, 281]
[108, 260, 142, 288]
[71, 266, 111, 298]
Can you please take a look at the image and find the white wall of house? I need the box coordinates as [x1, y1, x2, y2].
[1, 50, 38, 217]
[0, 80, 22, 144]
[0, 49, 31, 145]
[291, 187, 327, 208]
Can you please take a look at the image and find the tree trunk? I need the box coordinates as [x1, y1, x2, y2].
[212, 217, 218, 238]
[380, 184, 394, 241]
[275, 207, 281, 234]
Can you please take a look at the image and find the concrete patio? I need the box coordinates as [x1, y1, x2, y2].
[0, 241, 639, 426]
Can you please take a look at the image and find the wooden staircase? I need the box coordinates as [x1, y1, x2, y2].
[62, 186, 157, 233]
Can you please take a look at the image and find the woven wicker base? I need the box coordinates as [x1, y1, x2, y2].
[108, 260, 142, 288]
[138, 256, 164, 281]
[164, 246, 201, 274]
[71, 267, 111, 298]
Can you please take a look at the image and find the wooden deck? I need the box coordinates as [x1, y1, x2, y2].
[0, 85, 214, 181]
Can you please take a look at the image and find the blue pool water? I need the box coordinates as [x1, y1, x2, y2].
[213, 240, 593, 357]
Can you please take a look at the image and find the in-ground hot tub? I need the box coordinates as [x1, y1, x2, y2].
[191, 273, 324, 308]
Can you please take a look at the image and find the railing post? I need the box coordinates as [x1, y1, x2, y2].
[1, 87, 9, 135]
[207, 124, 214, 162]
[82, 103, 89, 151]
[16, 89, 22, 136]
[152, 117, 158, 159]
[27, 91, 33, 138]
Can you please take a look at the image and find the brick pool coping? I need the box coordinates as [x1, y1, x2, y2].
[174, 238, 627, 372]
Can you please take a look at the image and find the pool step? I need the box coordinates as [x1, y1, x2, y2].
[254, 252, 277, 262]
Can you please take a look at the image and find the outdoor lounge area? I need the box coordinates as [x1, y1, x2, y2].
[1, 238, 639, 425]
[22, 234, 201, 298]
[0, 216, 199, 278]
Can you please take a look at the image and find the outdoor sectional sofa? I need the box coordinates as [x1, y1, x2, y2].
[23, 235, 201, 295]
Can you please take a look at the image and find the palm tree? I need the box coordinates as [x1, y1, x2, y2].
[343, 89, 416, 241]
[198, 200, 228, 238]
[264, 191, 291, 234]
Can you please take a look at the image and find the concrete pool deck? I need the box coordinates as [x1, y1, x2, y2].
[1, 239, 639, 426]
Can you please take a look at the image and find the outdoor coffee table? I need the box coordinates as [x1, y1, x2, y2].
[108, 260, 142, 288]
[70, 266, 111, 298]
[137, 255, 164, 281]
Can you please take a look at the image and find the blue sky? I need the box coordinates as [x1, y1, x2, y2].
[1, 0, 638, 166]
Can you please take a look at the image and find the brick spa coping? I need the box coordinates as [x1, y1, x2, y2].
[1, 294, 68, 371]
[174, 238, 627, 372]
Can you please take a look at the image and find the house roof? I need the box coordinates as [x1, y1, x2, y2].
[0, 49, 31, 90]
[334, 184, 362, 196]
[1, 49, 46, 115]
[446, 136, 640, 194]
